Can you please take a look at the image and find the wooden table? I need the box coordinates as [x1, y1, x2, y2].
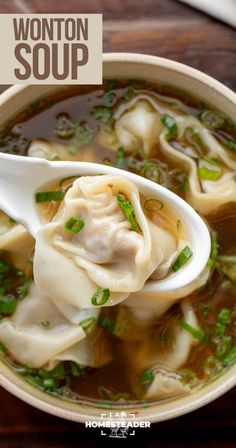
[0, 1, 236, 446]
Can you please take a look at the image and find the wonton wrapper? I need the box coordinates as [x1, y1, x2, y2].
[0, 282, 111, 369]
[115, 100, 162, 156]
[34, 175, 181, 314]
[160, 116, 236, 215]
[123, 301, 199, 399]
[0, 211, 34, 274]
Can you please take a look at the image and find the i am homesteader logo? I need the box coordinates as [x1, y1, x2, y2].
[85, 412, 151, 438]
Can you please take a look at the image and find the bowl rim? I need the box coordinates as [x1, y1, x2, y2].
[0, 51, 235, 424]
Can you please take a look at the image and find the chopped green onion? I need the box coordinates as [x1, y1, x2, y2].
[198, 159, 223, 181]
[217, 255, 236, 282]
[0, 295, 17, 315]
[122, 86, 134, 102]
[172, 246, 193, 272]
[98, 314, 115, 334]
[104, 91, 116, 107]
[0, 342, 6, 354]
[215, 308, 231, 336]
[35, 191, 64, 203]
[161, 114, 177, 141]
[17, 279, 29, 300]
[179, 368, 199, 387]
[116, 194, 138, 231]
[79, 317, 96, 331]
[91, 106, 113, 124]
[64, 216, 84, 234]
[141, 369, 154, 385]
[180, 320, 208, 343]
[224, 138, 236, 152]
[223, 346, 236, 367]
[140, 161, 160, 183]
[212, 334, 232, 359]
[116, 146, 125, 170]
[102, 127, 118, 145]
[207, 230, 218, 268]
[91, 288, 110, 306]
[69, 361, 85, 377]
[67, 123, 94, 154]
[203, 355, 223, 377]
[144, 198, 164, 212]
[200, 110, 225, 130]
[54, 114, 76, 139]
[43, 378, 57, 389]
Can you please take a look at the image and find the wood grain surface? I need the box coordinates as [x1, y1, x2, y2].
[0, 1, 235, 446]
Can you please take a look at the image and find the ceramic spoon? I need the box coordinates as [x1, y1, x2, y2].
[0, 153, 211, 293]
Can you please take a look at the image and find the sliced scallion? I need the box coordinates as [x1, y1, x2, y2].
[144, 198, 164, 212]
[207, 230, 218, 268]
[0, 295, 17, 315]
[64, 216, 84, 234]
[172, 246, 193, 272]
[91, 106, 113, 124]
[223, 346, 236, 367]
[79, 317, 96, 331]
[224, 138, 236, 152]
[198, 159, 223, 181]
[98, 314, 115, 334]
[161, 114, 177, 141]
[116, 194, 138, 231]
[141, 369, 154, 385]
[180, 320, 208, 344]
[116, 146, 125, 170]
[91, 288, 110, 306]
[200, 110, 225, 130]
[35, 191, 64, 203]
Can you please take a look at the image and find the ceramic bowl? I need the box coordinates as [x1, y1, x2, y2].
[0, 53, 235, 423]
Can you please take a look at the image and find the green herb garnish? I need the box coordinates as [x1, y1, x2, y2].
[116, 146, 125, 170]
[141, 369, 154, 385]
[198, 159, 223, 181]
[224, 138, 236, 152]
[207, 230, 218, 268]
[91, 106, 113, 124]
[161, 114, 177, 141]
[79, 317, 96, 331]
[144, 198, 164, 212]
[172, 246, 193, 272]
[54, 114, 76, 139]
[0, 295, 17, 314]
[35, 191, 65, 203]
[17, 279, 29, 300]
[116, 194, 138, 231]
[223, 346, 236, 367]
[180, 320, 208, 343]
[98, 314, 115, 334]
[91, 288, 110, 306]
[200, 110, 225, 129]
[41, 320, 50, 328]
[64, 216, 84, 234]
[140, 161, 160, 183]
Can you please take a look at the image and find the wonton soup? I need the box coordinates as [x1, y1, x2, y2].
[0, 80, 236, 408]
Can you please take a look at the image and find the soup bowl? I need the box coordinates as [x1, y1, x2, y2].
[0, 53, 236, 423]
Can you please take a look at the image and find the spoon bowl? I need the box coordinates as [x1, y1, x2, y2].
[0, 152, 211, 293]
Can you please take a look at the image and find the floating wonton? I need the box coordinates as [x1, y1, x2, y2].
[0, 282, 111, 369]
[0, 211, 34, 274]
[123, 301, 200, 399]
[115, 100, 162, 156]
[34, 175, 183, 315]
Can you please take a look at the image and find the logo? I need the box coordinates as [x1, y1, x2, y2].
[85, 411, 151, 438]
